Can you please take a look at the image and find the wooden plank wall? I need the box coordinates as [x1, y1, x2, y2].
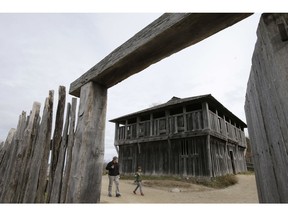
[245, 14, 288, 203]
[119, 137, 210, 177]
[209, 137, 247, 177]
[0, 86, 79, 203]
[119, 135, 247, 178]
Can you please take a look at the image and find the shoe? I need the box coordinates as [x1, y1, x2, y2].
[141, 193, 144, 196]
[108, 194, 112, 197]
[116, 193, 121, 197]
[133, 191, 136, 194]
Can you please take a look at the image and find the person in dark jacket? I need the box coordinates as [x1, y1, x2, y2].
[106, 156, 121, 197]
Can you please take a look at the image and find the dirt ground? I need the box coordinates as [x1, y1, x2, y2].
[100, 174, 259, 203]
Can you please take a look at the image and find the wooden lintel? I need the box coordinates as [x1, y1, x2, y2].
[69, 13, 252, 97]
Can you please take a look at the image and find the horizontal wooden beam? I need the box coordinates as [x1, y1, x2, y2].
[69, 13, 252, 97]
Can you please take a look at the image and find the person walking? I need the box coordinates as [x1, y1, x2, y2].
[133, 166, 144, 196]
[106, 156, 121, 197]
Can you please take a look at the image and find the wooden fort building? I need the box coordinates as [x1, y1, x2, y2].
[110, 94, 247, 177]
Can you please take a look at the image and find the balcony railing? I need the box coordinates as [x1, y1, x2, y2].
[209, 111, 246, 146]
[117, 110, 246, 147]
[117, 110, 203, 140]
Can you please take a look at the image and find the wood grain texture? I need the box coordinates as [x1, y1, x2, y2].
[66, 82, 107, 203]
[69, 13, 252, 97]
[245, 13, 288, 203]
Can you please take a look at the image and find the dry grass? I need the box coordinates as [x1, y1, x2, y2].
[121, 174, 238, 189]
[201, 174, 238, 189]
[144, 179, 192, 189]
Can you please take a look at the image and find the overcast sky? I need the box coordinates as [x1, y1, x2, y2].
[0, 13, 261, 161]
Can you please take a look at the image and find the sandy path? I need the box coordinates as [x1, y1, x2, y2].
[100, 174, 259, 203]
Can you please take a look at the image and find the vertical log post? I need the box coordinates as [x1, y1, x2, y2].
[206, 135, 212, 177]
[60, 98, 77, 203]
[0, 111, 27, 202]
[0, 128, 16, 199]
[49, 102, 71, 203]
[23, 90, 54, 203]
[66, 82, 107, 203]
[17, 107, 41, 202]
[202, 102, 211, 130]
[114, 122, 119, 155]
[47, 86, 66, 202]
[14, 102, 41, 202]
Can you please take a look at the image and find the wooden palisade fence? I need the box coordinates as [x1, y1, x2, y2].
[0, 86, 78, 203]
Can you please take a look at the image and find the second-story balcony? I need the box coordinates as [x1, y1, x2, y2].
[116, 109, 246, 147]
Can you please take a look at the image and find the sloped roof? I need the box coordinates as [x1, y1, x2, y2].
[110, 94, 247, 128]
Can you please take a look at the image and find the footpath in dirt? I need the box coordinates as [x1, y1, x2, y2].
[100, 174, 259, 203]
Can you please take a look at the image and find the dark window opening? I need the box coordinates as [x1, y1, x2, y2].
[170, 106, 183, 115]
[140, 114, 150, 121]
[127, 118, 136, 124]
[186, 103, 202, 112]
[153, 111, 165, 119]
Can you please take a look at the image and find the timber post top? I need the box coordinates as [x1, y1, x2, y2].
[69, 13, 252, 97]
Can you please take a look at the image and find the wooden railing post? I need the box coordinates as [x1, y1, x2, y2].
[66, 81, 107, 203]
[202, 102, 210, 130]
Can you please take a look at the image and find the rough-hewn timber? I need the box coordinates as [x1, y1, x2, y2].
[60, 98, 77, 203]
[23, 91, 54, 203]
[69, 13, 252, 97]
[245, 13, 288, 203]
[0, 128, 16, 200]
[66, 82, 107, 203]
[14, 102, 41, 202]
[49, 102, 70, 203]
[0, 112, 27, 202]
[47, 86, 66, 202]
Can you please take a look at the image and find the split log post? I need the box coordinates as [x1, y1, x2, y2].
[12, 102, 41, 202]
[47, 86, 66, 202]
[0, 128, 16, 199]
[49, 102, 71, 203]
[16, 102, 41, 203]
[23, 90, 54, 203]
[66, 82, 107, 203]
[0, 111, 27, 202]
[60, 98, 77, 203]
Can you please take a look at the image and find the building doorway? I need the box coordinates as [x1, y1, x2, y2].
[229, 151, 236, 174]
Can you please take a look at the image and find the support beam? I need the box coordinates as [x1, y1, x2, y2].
[69, 13, 252, 97]
[66, 82, 107, 203]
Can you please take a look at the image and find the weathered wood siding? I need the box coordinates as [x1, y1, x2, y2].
[119, 136, 210, 177]
[210, 137, 247, 177]
[117, 109, 205, 142]
[117, 99, 247, 178]
[175, 137, 208, 176]
[209, 111, 246, 147]
[245, 14, 288, 203]
[119, 135, 246, 177]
